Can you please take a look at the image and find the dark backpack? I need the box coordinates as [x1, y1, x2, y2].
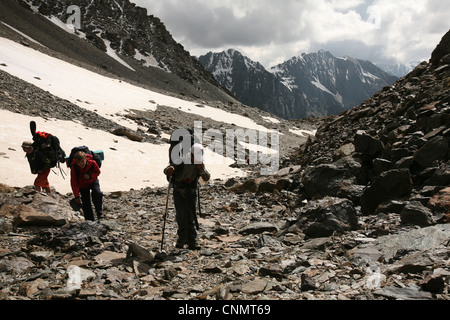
[30, 121, 66, 168]
[66, 145, 103, 169]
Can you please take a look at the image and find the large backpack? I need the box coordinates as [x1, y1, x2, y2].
[66, 145, 103, 169]
[30, 121, 66, 168]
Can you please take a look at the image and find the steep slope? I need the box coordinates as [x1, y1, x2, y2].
[200, 49, 398, 119]
[287, 29, 450, 218]
[0, 0, 233, 104]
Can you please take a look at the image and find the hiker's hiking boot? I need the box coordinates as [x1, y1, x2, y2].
[188, 242, 201, 250]
[176, 239, 200, 250]
[175, 241, 185, 249]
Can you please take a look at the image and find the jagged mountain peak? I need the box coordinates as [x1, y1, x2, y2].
[200, 49, 398, 119]
[202, 49, 264, 72]
[199, 49, 268, 95]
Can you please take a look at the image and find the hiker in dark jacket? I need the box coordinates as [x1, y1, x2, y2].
[164, 143, 210, 250]
[70, 151, 103, 221]
[22, 141, 52, 193]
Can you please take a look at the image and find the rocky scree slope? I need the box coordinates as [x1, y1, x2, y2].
[0, 179, 449, 301]
[290, 29, 450, 220]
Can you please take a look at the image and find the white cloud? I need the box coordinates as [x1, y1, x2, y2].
[132, 0, 449, 68]
[328, 0, 366, 11]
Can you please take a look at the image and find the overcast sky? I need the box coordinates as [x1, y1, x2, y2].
[132, 0, 449, 68]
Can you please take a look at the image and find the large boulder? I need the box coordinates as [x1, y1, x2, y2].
[12, 205, 66, 227]
[301, 157, 366, 199]
[361, 169, 413, 215]
[348, 224, 450, 264]
[413, 136, 449, 168]
[288, 197, 359, 238]
[9, 192, 82, 227]
[354, 130, 384, 163]
[400, 201, 435, 227]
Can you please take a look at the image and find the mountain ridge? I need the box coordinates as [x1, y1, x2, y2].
[200, 49, 398, 119]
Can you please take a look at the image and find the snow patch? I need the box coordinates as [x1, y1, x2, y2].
[0, 110, 246, 194]
[262, 116, 281, 124]
[311, 77, 343, 104]
[103, 38, 135, 71]
[0, 37, 270, 133]
[289, 128, 317, 137]
[0, 36, 281, 192]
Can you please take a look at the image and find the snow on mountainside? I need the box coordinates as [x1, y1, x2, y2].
[0, 0, 234, 104]
[200, 49, 398, 119]
[199, 49, 297, 120]
[200, 49, 266, 93]
[24, 0, 166, 72]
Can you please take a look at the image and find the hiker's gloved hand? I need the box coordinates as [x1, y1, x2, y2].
[75, 197, 81, 205]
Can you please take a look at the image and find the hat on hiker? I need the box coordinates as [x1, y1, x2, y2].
[190, 143, 204, 164]
[21, 141, 33, 149]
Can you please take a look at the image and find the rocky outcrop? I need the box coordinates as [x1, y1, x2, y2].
[288, 30, 450, 227]
[281, 197, 359, 238]
[360, 169, 413, 216]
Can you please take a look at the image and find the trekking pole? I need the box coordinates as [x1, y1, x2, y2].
[161, 177, 172, 252]
[54, 163, 67, 180]
[193, 187, 200, 231]
[197, 182, 202, 218]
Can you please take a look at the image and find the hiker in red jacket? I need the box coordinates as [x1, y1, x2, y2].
[70, 151, 103, 221]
